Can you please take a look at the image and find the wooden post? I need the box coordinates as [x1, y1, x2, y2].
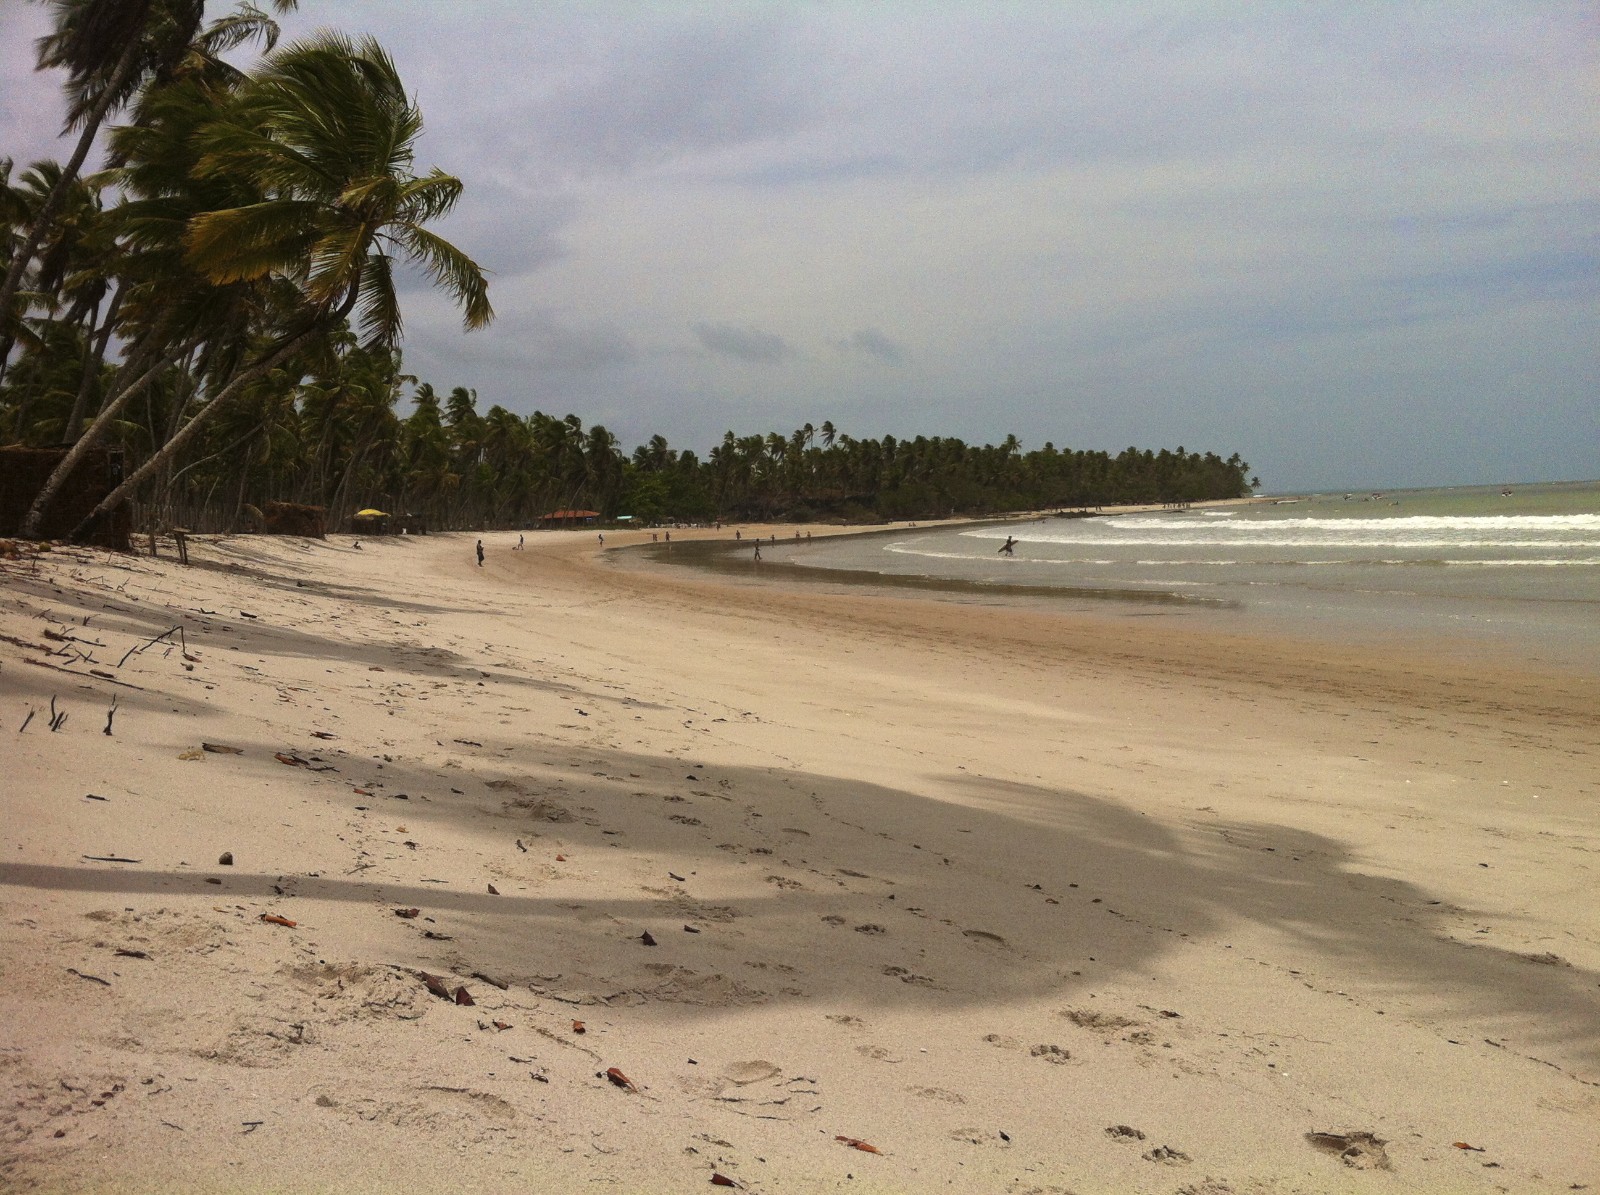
[172, 529, 190, 565]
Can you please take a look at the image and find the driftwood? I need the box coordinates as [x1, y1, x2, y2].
[21, 657, 148, 690]
[118, 625, 184, 668]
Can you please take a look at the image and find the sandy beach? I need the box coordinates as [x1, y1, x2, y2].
[3, 525, 1597, 1194]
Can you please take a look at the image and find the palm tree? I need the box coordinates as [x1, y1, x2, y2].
[401, 381, 450, 515]
[20, 63, 269, 534]
[58, 31, 492, 540]
[1, 1, 297, 347]
[0, 158, 107, 419]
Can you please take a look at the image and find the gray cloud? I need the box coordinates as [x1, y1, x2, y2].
[529, 16, 811, 175]
[0, 7, 91, 168]
[832, 328, 905, 365]
[692, 322, 791, 365]
[486, 310, 637, 375]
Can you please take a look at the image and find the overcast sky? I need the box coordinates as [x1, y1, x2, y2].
[4, 2, 1596, 491]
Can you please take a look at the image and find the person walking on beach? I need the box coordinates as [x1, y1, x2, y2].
[597, 533, 604, 545]
[998, 535, 1017, 556]
[476, 539, 485, 567]
[753, 544, 762, 561]
[516, 533, 524, 550]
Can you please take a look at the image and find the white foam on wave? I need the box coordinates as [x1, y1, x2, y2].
[963, 517, 1600, 551]
[885, 543, 1119, 566]
[1441, 558, 1600, 568]
[1110, 514, 1600, 531]
[963, 513, 1600, 546]
[1003, 535, 1596, 549]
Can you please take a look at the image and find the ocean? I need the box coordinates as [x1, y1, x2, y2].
[640, 481, 1600, 672]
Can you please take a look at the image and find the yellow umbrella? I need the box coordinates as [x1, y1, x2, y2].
[355, 508, 389, 517]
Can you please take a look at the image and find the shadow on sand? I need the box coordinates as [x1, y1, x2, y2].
[7, 739, 1596, 1082]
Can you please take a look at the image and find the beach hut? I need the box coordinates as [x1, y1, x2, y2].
[262, 501, 326, 538]
[539, 509, 601, 528]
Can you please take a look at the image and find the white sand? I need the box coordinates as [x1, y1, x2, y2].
[2, 527, 1597, 1194]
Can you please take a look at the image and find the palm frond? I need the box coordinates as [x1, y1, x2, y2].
[395, 171, 464, 224]
[339, 174, 400, 215]
[185, 200, 322, 283]
[389, 223, 493, 330]
[354, 249, 402, 347]
[194, 117, 334, 196]
[303, 222, 369, 309]
[195, 3, 284, 58]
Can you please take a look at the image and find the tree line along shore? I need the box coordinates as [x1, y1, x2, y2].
[1, 1, 1254, 539]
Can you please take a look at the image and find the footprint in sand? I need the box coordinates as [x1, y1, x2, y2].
[855, 1044, 902, 1063]
[1305, 1131, 1391, 1171]
[908, 1086, 965, 1105]
[721, 1060, 781, 1085]
[1061, 1007, 1140, 1034]
[961, 929, 1006, 945]
[948, 1127, 1008, 1146]
[881, 965, 933, 986]
[1143, 1144, 1193, 1165]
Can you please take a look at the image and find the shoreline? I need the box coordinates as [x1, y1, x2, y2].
[604, 519, 1600, 693]
[609, 494, 1600, 683]
[3, 528, 1598, 1193]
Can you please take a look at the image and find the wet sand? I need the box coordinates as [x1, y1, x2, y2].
[3, 526, 1597, 1193]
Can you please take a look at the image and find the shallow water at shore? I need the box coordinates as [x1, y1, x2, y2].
[633, 481, 1600, 672]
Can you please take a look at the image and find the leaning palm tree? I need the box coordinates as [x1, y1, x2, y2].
[51, 32, 492, 539]
[20, 66, 268, 534]
[0, 1, 297, 347]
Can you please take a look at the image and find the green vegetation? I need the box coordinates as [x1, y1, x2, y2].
[2, 2, 1252, 537]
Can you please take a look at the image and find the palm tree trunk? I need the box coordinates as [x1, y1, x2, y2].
[0, 326, 17, 388]
[21, 333, 199, 537]
[0, 37, 141, 337]
[230, 441, 254, 531]
[64, 287, 122, 441]
[68, 323, 323, 540]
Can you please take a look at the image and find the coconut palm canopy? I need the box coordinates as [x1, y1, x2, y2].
[8, 18, 493, 539]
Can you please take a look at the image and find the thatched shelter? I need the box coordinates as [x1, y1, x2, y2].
[261, 501, 326, 538]
[539, 509, 601, 527]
